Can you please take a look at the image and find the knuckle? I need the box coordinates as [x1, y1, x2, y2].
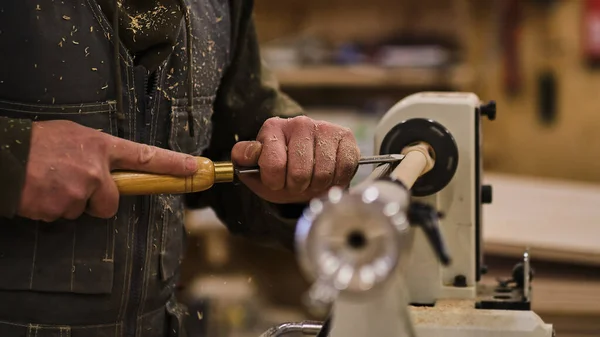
[314, 120, 332, 130]
[137, 145, 156, 165]
[340, 127, 354, 138]
[66, 186, 88, 202]
[95, 136, 109, 153]
[291, 115, 311, 125]
[262, 117, 282, 129]
[86, 165, 104, 184]
[289, 168, 311, 184]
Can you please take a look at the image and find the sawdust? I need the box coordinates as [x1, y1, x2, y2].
[338, 141, 359, 164]
[315, 138, 336, 162]
[295, 143, 307, 161]
[410, 300, 504, 327]
[125, 3, 169, 35]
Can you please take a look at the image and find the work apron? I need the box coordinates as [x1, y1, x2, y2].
[0, 1, 231, 336]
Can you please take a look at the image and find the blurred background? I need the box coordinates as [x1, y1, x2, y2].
[180, 1, 600, 336]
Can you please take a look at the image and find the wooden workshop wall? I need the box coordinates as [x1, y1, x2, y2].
[254, 0, 600, 183]
[472, 0, 600, 183]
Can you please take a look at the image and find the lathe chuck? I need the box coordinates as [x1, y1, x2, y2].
[379, 118, 459, 197]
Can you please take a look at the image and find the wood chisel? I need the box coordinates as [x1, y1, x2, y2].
[112, 154, 404, 195]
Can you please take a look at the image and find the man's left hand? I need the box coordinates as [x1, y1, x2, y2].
[232, 116, 360, 204]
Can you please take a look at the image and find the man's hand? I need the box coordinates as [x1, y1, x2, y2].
[232, 116, 360, 204]
[18, 120, 199, 222]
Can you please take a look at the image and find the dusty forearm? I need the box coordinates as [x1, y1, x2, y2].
[0, 117, 32, 218]
[184, 1, 308, 249]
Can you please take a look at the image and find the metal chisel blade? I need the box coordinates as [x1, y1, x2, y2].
[235, 154, 404, 175]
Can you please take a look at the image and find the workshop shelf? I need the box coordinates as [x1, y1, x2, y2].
[272, 65, 474, 89]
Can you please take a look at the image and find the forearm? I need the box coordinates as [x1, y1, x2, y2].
[0, 117, 32, 218]
[184, 1, 307, 249]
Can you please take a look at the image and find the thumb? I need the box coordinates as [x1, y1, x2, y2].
[232, 141, 262, 166]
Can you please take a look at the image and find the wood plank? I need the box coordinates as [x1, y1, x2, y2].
[482, 173, 600, 266]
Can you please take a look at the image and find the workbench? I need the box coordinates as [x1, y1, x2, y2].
[483, 173, 600, 266]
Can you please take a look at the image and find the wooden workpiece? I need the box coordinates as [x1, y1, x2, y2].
[390, 142, 435, 189]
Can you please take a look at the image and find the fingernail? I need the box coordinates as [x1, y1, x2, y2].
[185, 157, 198, 172]
[244, 142, 260, 160]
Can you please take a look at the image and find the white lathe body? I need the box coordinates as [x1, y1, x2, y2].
[376, 92, 482, 304]
[260, 92, 554, 337]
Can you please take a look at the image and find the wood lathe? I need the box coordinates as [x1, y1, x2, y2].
[259, 92, 555, 337]
[112, 91, 555, 337]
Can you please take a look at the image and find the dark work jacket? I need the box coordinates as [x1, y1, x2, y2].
[0, 1, 305, 336]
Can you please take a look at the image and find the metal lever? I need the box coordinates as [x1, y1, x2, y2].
[407, 202, 452, 265]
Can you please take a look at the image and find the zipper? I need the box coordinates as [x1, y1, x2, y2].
[125, 67, 159, 337]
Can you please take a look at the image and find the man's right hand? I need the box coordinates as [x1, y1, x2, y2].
[18, 120, 199, 222]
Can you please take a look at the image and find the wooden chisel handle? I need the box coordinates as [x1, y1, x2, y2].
[112, 157, 235, 195]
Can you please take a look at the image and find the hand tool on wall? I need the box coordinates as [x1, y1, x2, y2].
[534, 0, 559, 125]
[111, 154, 404, 195]
[501, 0, 523, 96]
[582, 0, 600, 67]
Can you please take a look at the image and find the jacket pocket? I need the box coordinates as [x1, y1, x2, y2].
[158, 194, 186, 282]
[168, 96, 215, 155]
[0, 213, 115, 294]
[0, 99, 119, 136]
[0, 99, 118, 294]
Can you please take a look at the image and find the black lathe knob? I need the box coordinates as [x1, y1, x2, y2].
[480, 101, 496, 121]
[482, 185, 493, 204]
